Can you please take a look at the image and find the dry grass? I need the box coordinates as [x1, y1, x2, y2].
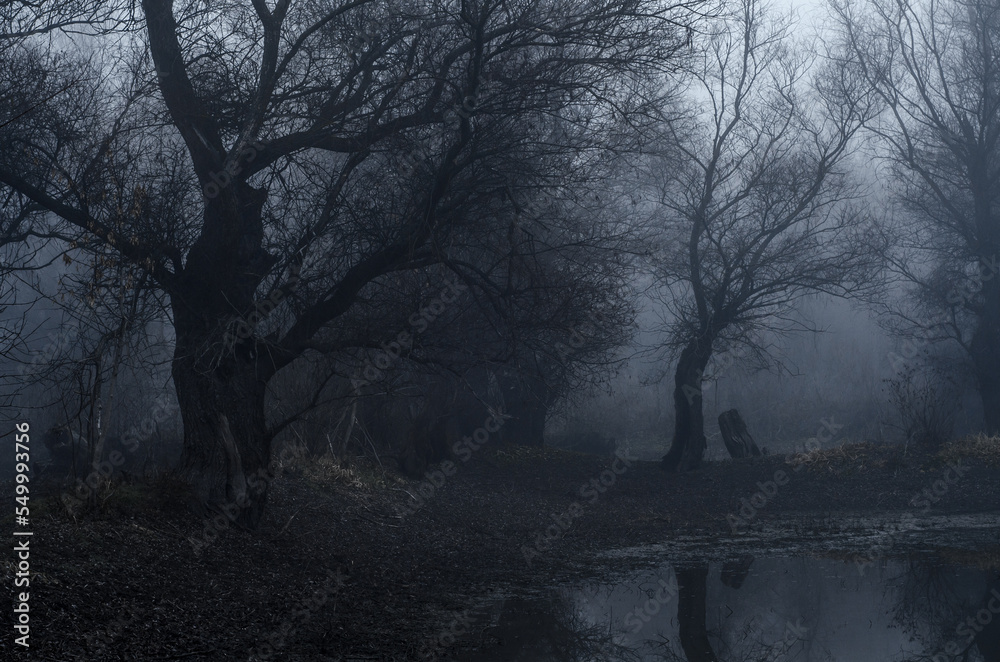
[784, 441, 889, 473]
[299, 453, 393, 490]
[782, 434, 1000, 475]
[938, 433, 1000, 467]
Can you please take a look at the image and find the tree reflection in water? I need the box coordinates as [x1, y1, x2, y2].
[888, 559, 1000, 662]
[461, 557, 998, 662]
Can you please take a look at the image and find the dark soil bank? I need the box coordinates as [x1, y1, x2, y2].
[4, 442, 1000, 661]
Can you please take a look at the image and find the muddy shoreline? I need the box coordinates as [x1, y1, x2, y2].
[5, 442, 1000, 660]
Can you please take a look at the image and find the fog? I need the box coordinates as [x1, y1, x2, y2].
[2, 0, 998, 660]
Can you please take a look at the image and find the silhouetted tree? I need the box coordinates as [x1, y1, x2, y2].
[650, 0, 883, 472]
[0, 0, 696, 524]
[833, 0, 1000, 434]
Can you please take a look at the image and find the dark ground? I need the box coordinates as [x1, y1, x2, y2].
[3, 440, 1000, 661]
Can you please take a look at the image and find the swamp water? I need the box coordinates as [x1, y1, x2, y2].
[456, 516, 1000, 661]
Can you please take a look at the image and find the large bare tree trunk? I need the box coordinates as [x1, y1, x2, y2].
[172, 342, 270, 528]
[171, 185, 275, 529]
[661, 338, 713, 472]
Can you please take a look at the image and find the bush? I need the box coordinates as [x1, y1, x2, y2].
[884, 364, 959, 452]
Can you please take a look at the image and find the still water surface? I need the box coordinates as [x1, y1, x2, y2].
[459, 554, 1000, 661]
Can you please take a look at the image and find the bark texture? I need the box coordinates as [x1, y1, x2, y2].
[661, 338, 713, 472]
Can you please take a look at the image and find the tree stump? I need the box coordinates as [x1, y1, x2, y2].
[719, 409, 762, 459]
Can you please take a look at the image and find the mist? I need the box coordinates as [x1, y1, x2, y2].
[1, 0, 998, 660]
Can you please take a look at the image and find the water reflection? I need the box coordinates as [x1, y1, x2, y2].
[459, 555, 1000, 661]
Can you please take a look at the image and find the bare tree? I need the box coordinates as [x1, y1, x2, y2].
[0, 0, 126, 406]
[832, 0, 1000, 434]
[266, 166, 644, 464]
[0, 1, 125, 41]
[422, 176, 643, 447]
[0, 0, 696, 524]
[649, 0, 882, 472]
